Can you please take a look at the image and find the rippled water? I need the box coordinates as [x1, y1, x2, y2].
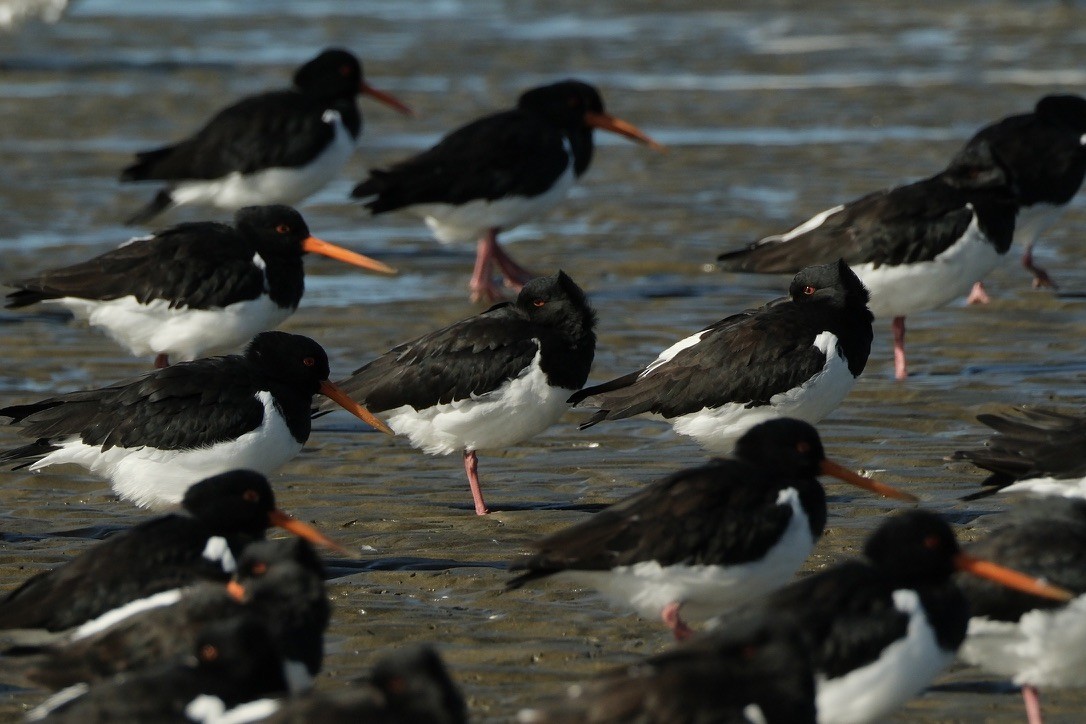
[2, 0, 1086, 720]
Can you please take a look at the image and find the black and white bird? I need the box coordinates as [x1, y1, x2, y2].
[0, 331, 392, 509]
[957, 499, 1086, 724]
[953, 406, 1086, 500]
[706, 510, 1072, 724]
[5, 205, 396, 368]
[716, 140, 1017, 380]
[323, 271, 596, 515]
[121, 48, 413, 226]
[508, 419, 916, 639]
[25, 615, 289, 723]
[570, 260, 872, 453]
[0, 470, 343, 634]
[517, 611, 817, 724]
[951, 94, 1086, 300]
[351, 79, 663, 302]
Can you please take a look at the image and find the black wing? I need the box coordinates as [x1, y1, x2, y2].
[332, 305, 540, 412]
[571, 301, 829, 422]
[5, 223, 264, 310]
[0, 357, 264, 454]
[508, 460, 799, 586]
[352, 108, 570, 211]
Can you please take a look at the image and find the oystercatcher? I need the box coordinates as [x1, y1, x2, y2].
[351, 79, 663, 302]
[5, 205, 396, 368]
[716, 140, 1017, 380]
[517, 611, 817, 724]
[25, 615, 288, 722]
[953, 406, 1086, 500]
[952, 94, 1086, 299]
[507, 419, 916, 639]
[0, 331, 392, 509]
[324, 271, 596, 515]
[121, 48, 412, 226]
[957, 499, 1086, 724]
[706, 510, 1072, 724]
[569, 260, 872, 453]
[0, 469, 343, 633]
[25, 538, 329, 696]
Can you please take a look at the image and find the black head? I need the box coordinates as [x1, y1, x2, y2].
[518, 80, 605, 128]
[862, 510, 960, 588]
[193, 616, 288, 697]
[292, 48, 363, 99]
[789, 259, 871, 312]
[733, 418, 825, 478]
[942, 137, 1016, 194]
[370, 646, 468, 724]
[244, 332, 331, 393]
[182, 469, 276, 534]
[236, 537, 327, 585]
[1036, 94, 1086, 133]
[516, 270, 597, 333]
[233, 205, 312, 259]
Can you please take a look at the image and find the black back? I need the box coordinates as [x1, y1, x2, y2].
[333, 271, 596, 411]
[352, 80, 605, 210]
[571, 260, 872, 421]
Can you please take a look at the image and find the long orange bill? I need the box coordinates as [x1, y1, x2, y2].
[318, 379, 395, 436]
[583, 110, 666, 152]
[360, 81, 414, 116]
[267, 509, 356, 558]
[955, 552, 1074, 602]
[226, 579, 246, 603]
[303, 236, 397, 275]
[819, 459, 919, 502]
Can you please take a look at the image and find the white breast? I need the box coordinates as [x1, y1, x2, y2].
[999, 475, 1086, 499]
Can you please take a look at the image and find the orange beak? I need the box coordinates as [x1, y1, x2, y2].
[360, 81, 414, 116]
[955, 552, 1074, 602]
[267, 509, 356, 557]
[302, 236, 397, 275]
[226, 579, 246, 603]
[819, 459, 918, 502]
[584, 110, 665, 152]
[318, 379, 394, 436]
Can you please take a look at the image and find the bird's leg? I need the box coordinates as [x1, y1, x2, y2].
[1022, 685, 1044, 724]
[892, 316, 908, 381]
[965, 281, 991, 305]
[1022, 244, 1057, 289]
[661, 602, 693, 641]
[490, 232, 535, 289]
[463, 449, 490, 515]
[154, 353, 170, 369]
[469, 230, 504, 303]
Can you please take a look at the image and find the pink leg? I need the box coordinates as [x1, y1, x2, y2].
[1022, 684, 1043, 724]
[463, 450, 490, 515]
[154, 353, 170, 369]
[966, 281, 991, 305]
[469, 230, 504, 303]
[661, 601, 693, 641]
[491, 239, 535, 289]
[892, 316, 908, 381]
[1022, 244, 1057, 289]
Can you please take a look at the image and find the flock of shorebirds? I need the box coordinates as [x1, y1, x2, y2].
[0, 44, 1085, 724]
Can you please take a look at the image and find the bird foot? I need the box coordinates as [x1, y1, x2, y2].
[965, 282, 991, 306]
[661, 602, 693, 641]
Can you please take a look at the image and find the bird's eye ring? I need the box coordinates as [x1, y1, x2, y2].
[276, 223, 291, 234]
[803, 285, 816, 295]
[302, 357, 316, 367]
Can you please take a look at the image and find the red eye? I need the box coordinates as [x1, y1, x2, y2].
[242, 489, 259, 503]
[302, 357, 316, 367]
[803, 285, 816, 295]
[796, 441, 811, 454]
[276, 223, 291, 234]
[340, 64, 352, 77]
[923, 535, 941, 550]
[533, 300, 546, 307]
[200, 644, 219, 662]
[251, 562, 268, 576]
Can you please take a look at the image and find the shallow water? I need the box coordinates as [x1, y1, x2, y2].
[1, 0, 1086, 720]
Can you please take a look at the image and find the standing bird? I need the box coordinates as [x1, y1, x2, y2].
[5, 205, 396, 368]
[507, 419, 916, 639]
[706, 510, 1072, 724]
[957, 499, 1086, 724]
[954, 94, 1086, 300]
[715, 140, 1017, 380]
[324, 271, 596, 515]
[0, 331, 392, 508]
[121, 48, 413, 226]
[570, 260, 872, 453]
[0, 470, 344, 634]
[351, 79, 663, 302]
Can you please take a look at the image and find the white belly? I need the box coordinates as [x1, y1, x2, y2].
[857, 212, 1006, 318]
[999, 475, 1086, 499]
[384, 352, 571, 455]
[1014, 203, 1064, 248]
[669, 331, 856, 454]
[815, 589, 955, 724]
[29, 391, 303, 509]
[52, 295, 293, 361]
[561, 488, 814, 621]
